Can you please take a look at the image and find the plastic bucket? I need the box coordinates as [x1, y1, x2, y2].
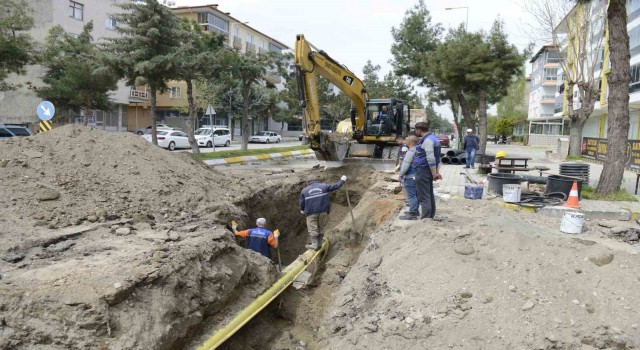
[502, 184, 521, 203]
[464, 184, 483, 199]
[488, 173, 523, 195]
[560, 212, 585, 234]
[545, 175, 583, 199]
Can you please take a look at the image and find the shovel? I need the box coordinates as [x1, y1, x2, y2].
[344, 184, 359, 241]
[273, 229, 283, 272]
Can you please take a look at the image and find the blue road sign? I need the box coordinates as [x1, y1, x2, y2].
[37, 101, 55, 121]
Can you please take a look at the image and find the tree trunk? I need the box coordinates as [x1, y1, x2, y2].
[241, 84, 250, 151]
[597, 0, 630, 195]
[449, 97, 462, 149]
[185, 79, 200, 154]
[568, 118, 586, 157]
[477, 89, 488, 155]
[456, 91, 477, 131]
[150, 87, 158, 146]
[83, 99, 90, 127]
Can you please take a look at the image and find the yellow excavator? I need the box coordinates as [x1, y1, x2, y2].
[294, 34, 411, 161]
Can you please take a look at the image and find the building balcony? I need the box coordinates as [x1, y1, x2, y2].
[258, 47, 268, 55]
[233, 36, 242, 50]
[542, 79, 559, 86]
[541, 95, 556, 104]
[246, 42, 256, 53]
[129, 90, 149, 102]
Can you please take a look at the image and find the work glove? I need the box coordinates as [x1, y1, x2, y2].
[274, 229, 280, 238]
[341, 175, 347, 182]
[231, 220, 237, 230]
[300, 210, 305, 215]
[394, 165, 400, 173]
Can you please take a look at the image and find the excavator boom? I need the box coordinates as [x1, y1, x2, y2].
[294, 34, 368, 161]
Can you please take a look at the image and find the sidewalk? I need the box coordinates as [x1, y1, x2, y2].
[203, 149, 314, 166]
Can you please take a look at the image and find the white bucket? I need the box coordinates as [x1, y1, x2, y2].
[502, 184, 521, 203]
[560, 211, 585, 234]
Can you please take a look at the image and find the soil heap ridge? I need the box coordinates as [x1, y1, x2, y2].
[0, 125, 244, 237]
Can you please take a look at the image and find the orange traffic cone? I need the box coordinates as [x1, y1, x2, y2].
[564, 181, 581, 209]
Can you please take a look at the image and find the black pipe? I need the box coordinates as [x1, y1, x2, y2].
[446, 149, 464, 157]
[450, 157, 460, 165]
[520, 175, 547, 184]
[442, 156, 450, 164]
[454, 154, 466, 165]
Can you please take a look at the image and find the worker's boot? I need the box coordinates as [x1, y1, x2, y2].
[305, 236, 320, 250]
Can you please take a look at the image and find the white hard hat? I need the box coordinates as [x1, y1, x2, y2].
[466, 129, 473, 132]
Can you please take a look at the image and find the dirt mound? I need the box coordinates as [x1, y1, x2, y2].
[0, 125, 244, 237]
[0, 125, 288, 349]
[321, 198, 640, 349]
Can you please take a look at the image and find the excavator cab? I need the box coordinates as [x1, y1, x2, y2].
[362, 99, 409, 138]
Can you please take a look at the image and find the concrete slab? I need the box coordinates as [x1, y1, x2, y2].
[539, 200, 631, 221]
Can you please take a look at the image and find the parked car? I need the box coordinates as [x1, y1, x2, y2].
[194, 127, 232, 147]
[142, 130, 191, 151]
[437, 134, 451, 148]
[0, 124, 33, 138]
[135, 124, 178, 135]
[249, 131, 281, 143]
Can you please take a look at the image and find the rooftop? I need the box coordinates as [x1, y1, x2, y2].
[171, 4, 291, 50]
[530, 45, 558, 63]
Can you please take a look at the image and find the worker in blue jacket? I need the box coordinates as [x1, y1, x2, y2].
[413, 121, 443, 220]
[299, 174, 347, 250]
[232, 218, 277, 258]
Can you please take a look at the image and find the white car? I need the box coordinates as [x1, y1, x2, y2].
[142, 130, 191, 151]
[194, 127, 232, 147]
[249, 131, 281, 143]
[135, 124, 178, 135]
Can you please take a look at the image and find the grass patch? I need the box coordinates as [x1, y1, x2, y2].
[565, 155, 585, 161]
[581, 185, 638, 202]
[194, 145, 310, 160]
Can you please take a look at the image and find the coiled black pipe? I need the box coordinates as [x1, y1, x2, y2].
[446, 149, 464, 157]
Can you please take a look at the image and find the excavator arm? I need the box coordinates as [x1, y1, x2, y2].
[294, 34, 368, 161]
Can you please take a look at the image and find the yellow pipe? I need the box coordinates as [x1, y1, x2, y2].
[197, 238, 330, 350]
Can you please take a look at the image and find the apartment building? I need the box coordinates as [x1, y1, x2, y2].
[130, 4, 292, 137]
[534, 0, 640, 148]
[524, 45, 570, 145]
[0, 0, 131, 130]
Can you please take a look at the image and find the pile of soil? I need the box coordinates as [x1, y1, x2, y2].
[0, 126, 302, 349]
[320, 197, 640, 349]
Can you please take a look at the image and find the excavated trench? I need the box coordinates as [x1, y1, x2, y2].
[185, 166, 399, 350]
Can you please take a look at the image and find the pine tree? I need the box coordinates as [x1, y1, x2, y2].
[0, 0, 34, 91]
[35, 22, 117, 125]
[104, 0, 183, 145]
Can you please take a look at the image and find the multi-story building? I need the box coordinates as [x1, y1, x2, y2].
[525, 1, 640, 147]
[524, 45, 569, 145]
[128, 4, 292, 137]
[0, 0, 131, 131]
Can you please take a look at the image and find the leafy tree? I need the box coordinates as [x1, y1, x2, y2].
[34, 22, 117, 125]
[218, 50, 287, 150]
[425, 103, 453, 133]
[0, 0, 34, 91]
[361, 60, 423, 108]
[496, 72, 528, 121]
[597, 0, 630, 195]
[104, 0, 183, 145]
[174, 19, 225, 154]
[496, 118, 515, 137]
[271, 76, 302, 131]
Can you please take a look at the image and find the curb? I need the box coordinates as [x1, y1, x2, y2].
[203, 149, 314, 166]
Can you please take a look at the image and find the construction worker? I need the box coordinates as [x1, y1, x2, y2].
[231, 218, 277, 259]
[299, 174, 347, 250]
[413, 121, 442, 220]
[398, 135, 420, 220]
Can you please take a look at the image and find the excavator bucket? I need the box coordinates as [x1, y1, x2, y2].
[311, 132, 349, 161]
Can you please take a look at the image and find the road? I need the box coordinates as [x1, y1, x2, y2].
[179, 138, 303, 154]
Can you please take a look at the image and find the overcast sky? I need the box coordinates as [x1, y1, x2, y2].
[175, 0, 533, 120]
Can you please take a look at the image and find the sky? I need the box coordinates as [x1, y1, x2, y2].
[174, 0, 534, 120]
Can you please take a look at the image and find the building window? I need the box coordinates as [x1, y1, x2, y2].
[631, 63, 640, 93]
[197, 12, 229, 35]
[246, 34, 254, 43]
[269, 43, 283, 53]
[170, 87, 181, 98]
[105, 16, 117, 29]
[68, 1, 83, 21]
[544, 68, 558, 80]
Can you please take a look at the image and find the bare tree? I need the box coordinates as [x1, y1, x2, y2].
[524, 0, 606, 155]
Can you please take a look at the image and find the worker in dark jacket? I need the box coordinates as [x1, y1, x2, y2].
[463, 129, 480, 169]
[232, 218, 277, 258]
[299, 174, 347, 250]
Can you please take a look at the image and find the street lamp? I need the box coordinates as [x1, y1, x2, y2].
[445, 6, 469, 32]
